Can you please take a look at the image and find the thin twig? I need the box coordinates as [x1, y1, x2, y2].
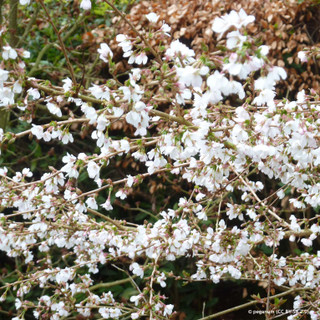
[34, 0, 78, 83]
[198, 288, 304, 320]
[90, 277, 135, 291]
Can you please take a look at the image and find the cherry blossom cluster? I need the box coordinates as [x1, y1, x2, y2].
[1, 3, 320, 320]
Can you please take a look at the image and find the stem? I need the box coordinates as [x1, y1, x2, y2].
[198, 288, 303, 320]
[17, 4, 40, 47]
[31, 0, 81, 83]
[0, 109, 9, 131]
[12, 117, 91, 139]
[29, 14, 86, 76]
[90, 277, 135, 291]
[0, 0, 4, 26]
[87, 208, 131, 231]
[0, 0, 18, 130]
[9, 0, 19, 47]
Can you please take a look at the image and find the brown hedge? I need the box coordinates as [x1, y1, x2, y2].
[106, 0, 320, 97]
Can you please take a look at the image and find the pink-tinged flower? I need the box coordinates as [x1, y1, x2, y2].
[134, 52, 148, 65]
[101, 199, 113, 211]
[86, 197, 98, 210]
[115, 189, 127, 199]
[298, 51, 308, 63]
[98, 43, 113, 62]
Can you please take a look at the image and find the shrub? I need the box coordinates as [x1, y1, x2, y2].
[0, 1, 320, 319]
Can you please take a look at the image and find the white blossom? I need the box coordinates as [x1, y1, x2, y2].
[98, 43, 113, 62]
[146, 12, 160, 23]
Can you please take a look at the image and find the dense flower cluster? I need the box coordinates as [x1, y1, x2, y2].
[1, 2, 320, 320]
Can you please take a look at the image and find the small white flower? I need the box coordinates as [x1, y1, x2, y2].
[15, 298, 22, 310]
[47, 102, 62, 117]
[13, 81, 22, 94]
[129, 262, 144, 278]
[22, 50, 30, 58]
[301, 238, 313, 247]
[157, 273, 167, 287]
[146, 12, 159, 23]
[126, 175, 134, 187]
[259, 45, 269, 56]
[116, 34, 132, 53]
[87, 161, 100, 180]
[98, 43, 113, 62]
[61, 132, 74, 144]
[115, 189, 127, 200]
[27, 88, 40, 100]
[130, 295, 142, 307]
[298, 51, 308, 63]
[62, 78, 72, 92]
[101, 199, 113, 211]
[31, 125, 44, 140]
[160, 23, 171, 36]
[134, 52, 148, 65]
[0, 69, 9, 82]
[163, 304, 174, 316]
[80, 0, 91, 10]
[276, 189, 285, 199]
[86, 197, 98, 210]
